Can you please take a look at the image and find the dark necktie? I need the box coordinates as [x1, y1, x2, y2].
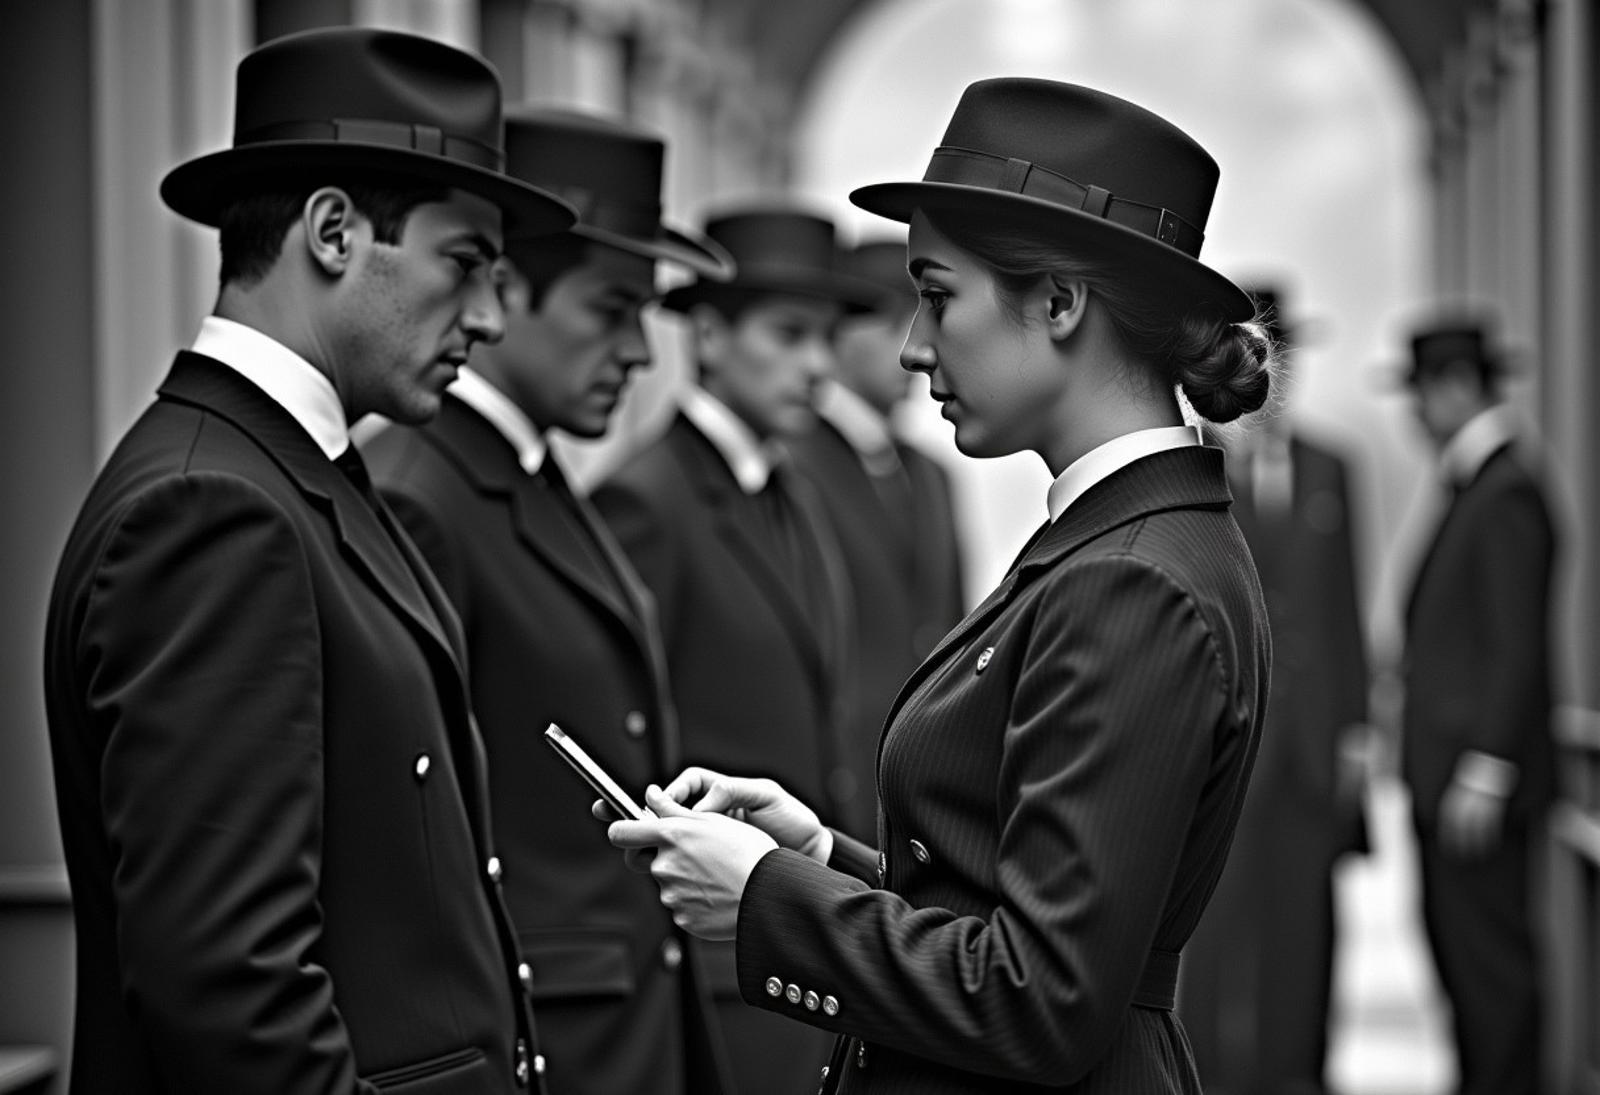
[760, 465, 831, 640]
[335, 444, 386, 513]
[536, 456, 620, 595]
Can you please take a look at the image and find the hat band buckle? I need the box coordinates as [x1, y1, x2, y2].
[236, 117, 504, 171]
[923, 146, 1204, 259]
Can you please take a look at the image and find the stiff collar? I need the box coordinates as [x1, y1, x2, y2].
[815, 379, 899, 475]
[447, 367, 548, 475]
[1046, 425, 1202, 523]
[191, 315, 348, 458]
[680, 385, 780, 494]
[1439, 404, 1517, 489]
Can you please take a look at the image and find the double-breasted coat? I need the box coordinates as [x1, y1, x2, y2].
[362, 394, 733, 1095]
[592, 410, 855, 1094]
[43, 353, 540, 1094]
[733, 445, 1270, 1093]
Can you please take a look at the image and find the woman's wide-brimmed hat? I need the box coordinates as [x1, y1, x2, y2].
[501, 108, 734, 279]
[160, 27, 575, 235]
[850, 78, 1251, 321]
[660, 208, 883, 314]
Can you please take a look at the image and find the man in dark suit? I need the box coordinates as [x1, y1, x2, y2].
[362, 109, 736, 1095]
[1398, 319, 1556, 1095]
[590, 207, 876, 1094]
[789, 237, 966, 839]
[1180, 289, 1370, 1095]
[41, 29, 575, 1094]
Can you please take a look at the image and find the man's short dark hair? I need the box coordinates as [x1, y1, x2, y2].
[503, 234, 590, 311]
[217, 172, 451, 286]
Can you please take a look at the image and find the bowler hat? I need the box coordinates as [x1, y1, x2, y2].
[660, 208, 882, 314]
[850, 78, 1251, 321]
[1403, 321, 1511, 386]
[160, 27, 574, 234]
[500, 108, 733, 278]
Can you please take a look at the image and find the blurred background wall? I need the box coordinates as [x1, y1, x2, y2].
[1, 1, 1595, 1092]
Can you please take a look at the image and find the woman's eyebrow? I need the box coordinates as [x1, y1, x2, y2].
[908, 256, 952, 280]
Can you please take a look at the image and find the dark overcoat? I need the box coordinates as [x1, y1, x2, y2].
[734, 445, 1271, 1094]
[43, 353, 540, 1094]
[363, 395, 733, 1095]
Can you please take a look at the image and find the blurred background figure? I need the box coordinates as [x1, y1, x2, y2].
[590, 205, 875, 1095]
[789, 235, 966, 840]
[1180, 286, 1373, 1095]
[1395, 317, 1557, 1095]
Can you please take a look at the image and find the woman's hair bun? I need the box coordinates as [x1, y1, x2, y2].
[1175, 317, 1274, 423]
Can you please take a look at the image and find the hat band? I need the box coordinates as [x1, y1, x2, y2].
[924, 146, 1204, 258]
[237, 118, 503, 171]
[548, 185, 663, 239]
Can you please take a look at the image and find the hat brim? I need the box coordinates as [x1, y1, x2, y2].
[160, 142, 576, 236]
[850, 180, 1252, 322]
[660, 268, 884, 315]
[572, 222, 736, 281]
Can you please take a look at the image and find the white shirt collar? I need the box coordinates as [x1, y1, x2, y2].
[1046, 425, 1202, 522]
[1439, 404, 1517, 488]
[447, 367, 548, 475]
[815, 379, 898, 474]
[680, 386, 779, 494]
[191, 315, 349, 458]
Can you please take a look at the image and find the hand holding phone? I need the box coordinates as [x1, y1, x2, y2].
[544, 724, 651, 821]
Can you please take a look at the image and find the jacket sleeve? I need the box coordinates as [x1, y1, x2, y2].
[1472, 478, 1555, 760]
[80, 471, 373, 1095]
[735, 554, 1229, 1086]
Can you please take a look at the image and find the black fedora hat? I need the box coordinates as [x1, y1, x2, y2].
[850, 78, 1251, 321]
[660, 207, 883, 314]
[1402, 320, 1512, 386]
[160, 27, 575, 234]
[501, 108, 733, 278]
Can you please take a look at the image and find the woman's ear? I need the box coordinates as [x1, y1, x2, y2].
[303, 187, 358, 276]
[1044, 277, 1088, 341]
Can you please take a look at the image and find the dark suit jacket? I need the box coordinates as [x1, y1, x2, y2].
[790, 421, 924, 839]
[43, 353, 539, 1094]
[896, 441, 967, 657]
[1233, 435, 1368, 851]
[734, 445, 1271, 1094]
[591, 412, 853, 825]
[363, 395, 732, 1095]
[1403, 441, 1557, 826]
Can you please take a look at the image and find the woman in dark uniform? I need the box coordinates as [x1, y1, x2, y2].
[608, 77, 1273, 1094]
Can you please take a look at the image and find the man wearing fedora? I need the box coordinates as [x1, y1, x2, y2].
[1181, 287, 1371, 1095]
[788, 236, 967, 841]
[1399, 318, 1556, 1095]
[361, 108, 736, 1095]
[590, 206, 874, 1094]
[43, 28, 574, 1094]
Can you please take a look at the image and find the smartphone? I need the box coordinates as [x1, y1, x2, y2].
[543, 724, 650, 821]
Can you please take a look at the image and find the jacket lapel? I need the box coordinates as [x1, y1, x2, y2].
[880, 444, 1236, 728]
[673, 416, 833, 699]
[158, 353, 468, 677]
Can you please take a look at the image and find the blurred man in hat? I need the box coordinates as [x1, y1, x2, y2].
[591, 205, 875, 1094]
[1398, 317, 1556, 1095]
[42, 28, 574, 1094]
[362, 108, 736, 1095]
[788, 235, 967, 840]
[1179, 286, 1371, 1095]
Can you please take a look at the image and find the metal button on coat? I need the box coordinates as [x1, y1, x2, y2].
[518, 962, 533, 991]
[785, 983, 803, 1005]
[766, 977, 783, 997]
[413, 753, 431, 781]
[803, 990, 820, 1011]
[624, 710, 648, 738]
[975, 645, 994, 673]
[487, 856, 503, 883]
[823, 995, 840, 1016]
[534, 1055, 546, 1076]
[909, 839, 931, 864]
[661, 938, 683, 970]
